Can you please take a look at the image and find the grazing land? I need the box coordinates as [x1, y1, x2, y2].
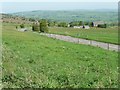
[49, 27, 118, 45]
[2, 23, 118, 88]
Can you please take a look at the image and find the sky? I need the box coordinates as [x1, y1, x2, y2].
[1, 1, 118, 13]
[0, 0, 119, 2]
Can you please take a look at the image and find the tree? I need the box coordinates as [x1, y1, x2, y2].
[32, 23, 39, 32]
[48, 21, 55, 27]
[58, 22, 68, 27]
[54, 21, 58, 26]
[79, 21, 83, 26]
[20, 24, 25, 28]
[40, 19, 48, 33]
[98, 24, 107, 28]
[69, 21, 80, 27]
[89, 22, 94, 27]
[16, 26, 18, 29]
[84, 21, 89, 25]
[29, 18, 35, 22]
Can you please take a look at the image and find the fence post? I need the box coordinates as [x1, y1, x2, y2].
[90, 40, 92, 45]
[55, 34, 57, 39]
[108, 43, 109, 50]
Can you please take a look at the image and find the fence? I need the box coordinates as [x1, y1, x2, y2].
[41, 33, 119, 52]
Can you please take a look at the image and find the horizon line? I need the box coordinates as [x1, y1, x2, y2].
[1, 8, 118, 14]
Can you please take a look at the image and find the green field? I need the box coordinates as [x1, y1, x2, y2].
[2, 23, 118, 88]
[49, 27, 118, 44]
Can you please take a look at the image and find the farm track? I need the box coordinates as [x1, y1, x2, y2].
[39, 33, 119, 52]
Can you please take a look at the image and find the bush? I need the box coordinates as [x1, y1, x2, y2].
[84, 21, 89, 25]
[89, 22, 94, 27]
[20, 24, 25, 28]
[16, 26, 18, 29]
[79, 21, 83, 26]
[29, 18, 35, 22]
[98, 24, 107, 28]
[58, 22, 68, 27]
[69, 21, 79, 27]
[48, 21, 55, 27]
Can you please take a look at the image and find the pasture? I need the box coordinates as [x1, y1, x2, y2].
[49, 27, 118, 45]
[2, 23, 118, 88]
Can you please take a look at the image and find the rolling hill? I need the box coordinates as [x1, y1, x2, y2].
[1, 13, 33, 24]
[11, 10, 118, 23]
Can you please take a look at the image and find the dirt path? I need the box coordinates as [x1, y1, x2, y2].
[40, 33, 119, 52]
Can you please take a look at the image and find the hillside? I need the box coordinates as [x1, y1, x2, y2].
[1, 13, 33, 24]
[11, 10, 118, 23]
[2, 23, 118, 88]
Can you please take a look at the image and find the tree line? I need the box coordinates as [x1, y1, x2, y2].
[48, 20, 107, 28]
[31, 20, 107, 33]
[18, 19, 117, 33]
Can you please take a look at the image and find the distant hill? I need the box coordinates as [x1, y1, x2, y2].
[11, 10, 118, 23]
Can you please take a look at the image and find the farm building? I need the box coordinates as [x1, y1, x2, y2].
[73, 26, 83, 29]
[67, 24, 70, 27]
[83, 25, 90, 29]
[18, 28, 28, 32]
[73, 26, 90, 29]
[92, 21, 105, 27]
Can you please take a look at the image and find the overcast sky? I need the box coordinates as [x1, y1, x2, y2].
[1, 1, 118, 13]
[0, 0, 119, 2]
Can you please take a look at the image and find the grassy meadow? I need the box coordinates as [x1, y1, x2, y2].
[49, 27, 118, 45]
[2, 23, 118, 88]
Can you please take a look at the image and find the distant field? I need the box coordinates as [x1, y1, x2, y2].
[2, 23, 118, 88]
[49, 27, 118, 44]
